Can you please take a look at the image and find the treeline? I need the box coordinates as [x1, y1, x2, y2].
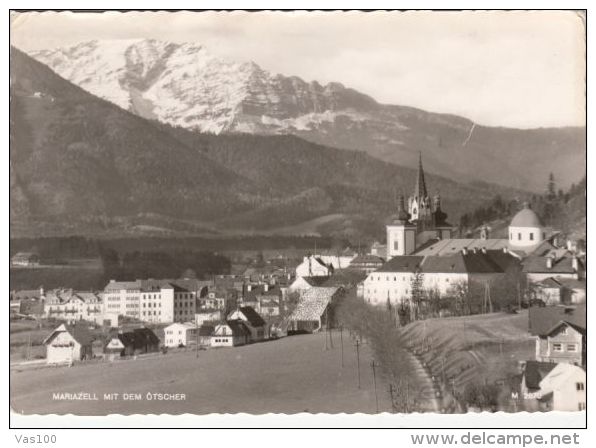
[10, 235, 340, 261]
[459, 174, 586, 236]
[459, 195, 518, 233]
[99, 249, 231, 283]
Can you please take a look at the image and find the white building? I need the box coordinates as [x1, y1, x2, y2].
[362, 249, 518, 306]
[211, 321, 250, 347]
[295, 255, 332, 278]
[102, 278, 205, 324]
[164, 322, 198, 348]
[103, 280, 142, 319]
[43, 324, 94, 364]
[508, 203, 547, 248]
[44, 290, 103, 324]
[538, 363, 586, 412]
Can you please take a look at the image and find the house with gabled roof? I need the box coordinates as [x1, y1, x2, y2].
[529, 305, 586, 366]
[537, 363, 586, 412]
[211, 320, 251, 347]
[228, 306, 267, 342]
[288, 287, 344, 333]
[43, 323, 95, 364]
[295, 255, 333, 278]
[44, 289, 102, 323]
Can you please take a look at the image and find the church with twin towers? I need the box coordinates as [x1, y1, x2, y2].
[386, 153, 453, 260]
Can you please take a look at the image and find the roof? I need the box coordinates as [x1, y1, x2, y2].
[11, 289, 42, 300]
[554, 277, 586, 290]
[376, 251, 517, 275]
[237, 306, 266, 327]
[421, 252, 507, 274]
[289, 287, 340, 321]
[350, 254, 385, 266]
[377, 256, 424, 273]
[510, 205, 543, 228]
[523, 361, 557, 389]
[536, 277, 564, 289]
[113, 327, 160, 349]
[218, 320, 251, 337]
[104, 280, 142, 291]
[322, 269, 367, 287]
[413, 239, 509, 256]
[299, 276, 330, 287]
[539, 363, 586, 393]
[528, 305, 586, 336]
[198, 325, 215, 336]
[43, 323, 95, 346]
[11, 252, 39, 260]
[522, 256, 582, 274]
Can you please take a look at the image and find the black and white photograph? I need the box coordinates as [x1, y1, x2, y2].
[8, 8, 587, 429]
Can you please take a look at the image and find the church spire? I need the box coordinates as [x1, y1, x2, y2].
[413, 151, 428, 199]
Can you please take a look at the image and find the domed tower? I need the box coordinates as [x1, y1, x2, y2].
[387, 194, 417, 259]
[509, 202, 545, 247]
[408, 152, 432, 230]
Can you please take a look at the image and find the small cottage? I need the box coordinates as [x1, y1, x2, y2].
[43, 324, 94, 365]
[164, 322, 198, 348]
[211, 321, 250, 347]
[228, 306, 267, 342]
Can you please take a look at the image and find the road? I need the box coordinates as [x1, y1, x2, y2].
[11, 332, 398, 415]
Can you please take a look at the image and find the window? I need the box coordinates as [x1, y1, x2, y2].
[394, 241, 399, 251]
[578, 403, 586, 411]
[543, 232, 546, 240]
[552, 343, 563, 352]
[576, 382, 585, 391]
[518, 233, 522, 240]
[529, 233, 534, 241]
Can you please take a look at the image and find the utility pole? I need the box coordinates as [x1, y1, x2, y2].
[371, 360, 379, 413]
[388, 384, 396, 413]
[355, 339, 361, 389]
[405, 379, 410, 413]
[196, 324, 200, 358]
[340, 325, 344, 368]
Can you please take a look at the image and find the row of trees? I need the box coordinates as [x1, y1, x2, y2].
[336, 289, 426, 413]
[388, 269, 525, 327]
[99, 248, 231, 282]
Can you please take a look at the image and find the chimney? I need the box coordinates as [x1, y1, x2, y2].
[546, 257, 553, 269]
[572, 256, 579, 271]
[461, 248, 468, 255]
[472, 248, 477, 254]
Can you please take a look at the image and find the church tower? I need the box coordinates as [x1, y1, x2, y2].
[408, 152, 432, 230]
[387, 194, 417, 259]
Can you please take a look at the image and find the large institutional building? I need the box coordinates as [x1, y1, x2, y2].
[363, 155, 584, 306]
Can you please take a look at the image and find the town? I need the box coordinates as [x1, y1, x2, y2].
[10, 156, 586, 415]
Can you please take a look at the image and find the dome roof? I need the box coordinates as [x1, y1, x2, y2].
[510, 204, 542, 228]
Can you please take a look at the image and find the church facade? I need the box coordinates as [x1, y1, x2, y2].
[386, 153, 453, 260]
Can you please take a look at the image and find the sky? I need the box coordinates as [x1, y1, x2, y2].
[10, 10, 586, 128]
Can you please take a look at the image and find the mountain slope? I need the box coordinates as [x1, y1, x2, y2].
[9, 47, 259, 233]
[11, 47, 527, 240]
[29, 39, 586, 192]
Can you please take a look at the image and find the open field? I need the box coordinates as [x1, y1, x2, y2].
[400, 311, 534, 398]
[10, 332, 397, 415]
